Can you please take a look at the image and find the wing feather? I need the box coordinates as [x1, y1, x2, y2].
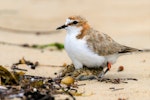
[86, 29, 140, 56]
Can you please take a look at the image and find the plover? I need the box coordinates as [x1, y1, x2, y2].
[57, 16, 149, 78]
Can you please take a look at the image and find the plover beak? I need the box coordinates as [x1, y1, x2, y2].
[56, 24, 67, 30]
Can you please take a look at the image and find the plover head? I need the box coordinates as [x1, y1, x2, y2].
[57, 16, 90, 36]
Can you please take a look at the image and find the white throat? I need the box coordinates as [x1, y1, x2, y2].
[65, 26, 82, 37]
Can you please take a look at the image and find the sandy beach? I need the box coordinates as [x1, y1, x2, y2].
[0, 0, 150, 100]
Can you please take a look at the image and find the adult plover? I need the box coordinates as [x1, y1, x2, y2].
[57, 16, 149, 78]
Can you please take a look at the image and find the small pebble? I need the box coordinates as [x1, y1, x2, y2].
[30, 78, 35, 82]
[33, 88, 37, 92]
[61, 76, 74, 86]
[118, 66, 124, 72]
[54, 72, 57, 75]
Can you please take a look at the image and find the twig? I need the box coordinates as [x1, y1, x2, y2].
[12, 67, 27, 71]
[109, 87, 124, 91]
[127, 78, 138, 81]
[38, 64, 64, 67]
[57, 83, 76, 100]
[112, 88, 124, 91]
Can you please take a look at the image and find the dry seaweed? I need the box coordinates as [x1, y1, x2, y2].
[0, 65, 18, 85]
[60, 64, 103, 80]
[29, 43, 64, 50]
[60, 64, 138, 84]
[99, 78, 138, 84]
[12, 57, 39, 70]
[0, 65, 84, 100]
[0, 58, 139, 100]
[0, 41, 64, 51]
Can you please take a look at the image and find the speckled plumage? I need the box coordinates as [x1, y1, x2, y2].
[85, 28, 139, 56]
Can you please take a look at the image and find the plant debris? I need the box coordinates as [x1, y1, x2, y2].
[0, 58, 139, 100]
[60, 64, 137, 83]
[109, 87, 124, 91]
[118, 98, 127, 100]
[0, 65, 18, 85]
[0, 64, 86, 100]
[60, 64, 103, 80]
[34, 43, 64, 50]
[100, 78, 138, 84]
[0, 41, 64, 51]
[24, 42, 64, 50]
[12, 57, 39, 70]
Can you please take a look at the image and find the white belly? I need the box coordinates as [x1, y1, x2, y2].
[65, 34, 106, 69]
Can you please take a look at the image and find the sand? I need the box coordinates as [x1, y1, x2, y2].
[0, 0, 150, 100]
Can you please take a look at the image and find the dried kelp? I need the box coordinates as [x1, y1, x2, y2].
[60, 64, 138, 83]
[0, 65, 84, 100]
[60, 64, 103, 80]
[0, 66, 18, 85]
[0, 58, 139, 100]
[12, 57, 39, 70]
[21, 42, 64, 50]
[0, 41, 64, 51]
[100, 78, 138, 84]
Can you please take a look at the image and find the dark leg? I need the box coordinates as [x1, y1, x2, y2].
[98, 62, 112, 79]
[104, 62, 111, 74]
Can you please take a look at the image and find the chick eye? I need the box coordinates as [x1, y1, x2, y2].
[73, 21, 78, 24]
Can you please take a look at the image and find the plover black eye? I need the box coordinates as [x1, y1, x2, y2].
[73, 21, 78, 24]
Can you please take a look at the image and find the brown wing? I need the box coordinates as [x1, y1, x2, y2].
[86, 28, 140, 56]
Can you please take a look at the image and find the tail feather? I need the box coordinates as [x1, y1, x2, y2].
[119, 46, 150, 54]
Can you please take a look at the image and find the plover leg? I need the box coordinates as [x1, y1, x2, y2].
[98, 62, 111, 79]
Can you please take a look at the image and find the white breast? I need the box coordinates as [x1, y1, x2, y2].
[64, 26, 106, 69]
